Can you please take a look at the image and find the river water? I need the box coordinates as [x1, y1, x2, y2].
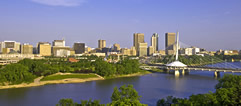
[0, 62, 240, 106]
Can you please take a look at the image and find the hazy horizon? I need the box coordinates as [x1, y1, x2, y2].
[1, 0, 241, 51]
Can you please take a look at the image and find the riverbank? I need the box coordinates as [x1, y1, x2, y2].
[0, 71, 151, 90]
[0, 73, 104, 90]
[104, 70, 151, 79]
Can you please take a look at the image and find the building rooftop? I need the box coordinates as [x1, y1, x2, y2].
[166, 61, 187, 67]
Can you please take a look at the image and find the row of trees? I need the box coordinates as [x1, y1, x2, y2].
[216, 54, 241, 61]
[94, 59, 140, 77]
[160, 55, 223, 66]
[157, 74, 241, 106]
[56, 85, 147, 106]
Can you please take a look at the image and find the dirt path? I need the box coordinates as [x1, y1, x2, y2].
[34, 76, 44, 84]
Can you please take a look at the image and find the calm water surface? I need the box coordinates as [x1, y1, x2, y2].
[0, 62, 240, 106]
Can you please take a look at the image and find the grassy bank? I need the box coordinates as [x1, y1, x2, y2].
[104, 70, 151, 79]
[150, 68, 165, 72]
[41, 74, 98, 81]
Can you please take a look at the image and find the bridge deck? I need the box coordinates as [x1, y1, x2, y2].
[140, 65, 241, 73]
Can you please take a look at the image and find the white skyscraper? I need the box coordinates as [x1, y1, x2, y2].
[151, 33, 159, 52]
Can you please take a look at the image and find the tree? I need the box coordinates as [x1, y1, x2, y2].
[109, 84, 147, 106]
[56, 98, 75, 106]
[80, 99, 104, 106]
[0, 64, 36, 85]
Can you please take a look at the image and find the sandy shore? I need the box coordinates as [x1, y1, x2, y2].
[0, 74, 104, 90]
[106, 72, 151, 79]
[0, 72, 150, 90]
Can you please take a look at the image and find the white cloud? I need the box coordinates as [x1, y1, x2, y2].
[31, 0, 87, 7]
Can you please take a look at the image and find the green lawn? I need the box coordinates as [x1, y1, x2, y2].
[41, 74, 98, 81]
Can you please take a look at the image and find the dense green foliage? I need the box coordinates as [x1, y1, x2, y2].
[0, 57, 141, 85]
[216, 54, 241, 61]
[156, 74, 241, 106]
[109, 85, 147, 106]
[56, 84, 146, 106]
[56, 98, 104, 106]
[160, 55, 223, 66]
[0, 64, 36, 85]
[94, 59, 140, 77]
[40, 74, 98, 81]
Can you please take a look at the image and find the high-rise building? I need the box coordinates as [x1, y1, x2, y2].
[53, 39, 65, 47]
[52, 46, 71, 57]
[2, 48, 10, 54]
[121, 48, 131, 56]
[73, 43, 85, 54]
[0, 42, 3, 53]
[148, 46, 154, 56]
[2, 41, 21, 53]
[21, 44, 33, 54]
[130, 46, 137, 56]
[133, 33, 144, 55]
[151, 33, 159, 52]
[138, 43, 147, 57]
[37, 42, 51, 56]
[102, 47, 110, 55]
[165, 33, 176, 55]
[98, 40, 106, 49]
[113, 43, 120, 52]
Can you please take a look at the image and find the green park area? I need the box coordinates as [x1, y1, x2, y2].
[40, 74, 98, 81]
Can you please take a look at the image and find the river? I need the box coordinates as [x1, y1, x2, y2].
[0, 62, 240, 106]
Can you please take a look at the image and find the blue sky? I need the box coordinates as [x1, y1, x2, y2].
[0, 0, 241, 51]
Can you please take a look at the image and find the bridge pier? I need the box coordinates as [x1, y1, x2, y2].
[214, 71, 220, 78]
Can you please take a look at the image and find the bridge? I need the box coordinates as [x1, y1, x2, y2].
[140, 32, 241, 77]
[140, 65, 241, 77]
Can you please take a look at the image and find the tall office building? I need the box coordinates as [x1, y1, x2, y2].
[52, 39, 71, 57]
[53, 39, 65, 47]
[130, 46, 137, 56]
[21, 44, 33, 54]
[0, 42, 3, 53]
[138, 43, 147, 57]
[98, 40, 106, 49]
[133, 33, 144, 55]
[148, 46, 154, 56]
[113, 43, 120, 52]
[151, 33, 159, 52]
[73, 43, 85, 54]
[165, 33, 176, 55]
[37, 42, 51, 56]
[2, 41, 21, 53]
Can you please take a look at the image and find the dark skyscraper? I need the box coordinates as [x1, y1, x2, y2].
[73, 43, 85, 54]
[165, 33, 176, 55]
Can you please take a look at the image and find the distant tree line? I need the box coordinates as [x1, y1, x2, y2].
[215, 54, 241, 61]
[160, 55, 226, 66]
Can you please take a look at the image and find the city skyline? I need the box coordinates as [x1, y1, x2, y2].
[1, 0, 241, 51]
